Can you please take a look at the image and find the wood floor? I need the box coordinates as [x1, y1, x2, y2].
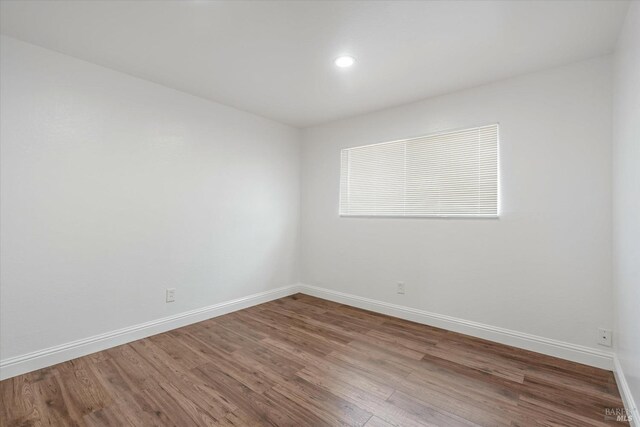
[0, 294, 628, 426]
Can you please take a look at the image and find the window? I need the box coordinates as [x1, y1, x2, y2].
[339, 124, 498, 217]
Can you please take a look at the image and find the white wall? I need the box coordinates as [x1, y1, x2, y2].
[613, 1, 640, 415]
[0, 36, 300, 361]
[0, 30, 624, 379]
[301, 57, 613, 351]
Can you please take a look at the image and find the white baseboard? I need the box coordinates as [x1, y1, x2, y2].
[0, 284, 301, 380]
[613, 355, 639, 427]
[1, 283, 618, 381]
[297, 284, 614, 370]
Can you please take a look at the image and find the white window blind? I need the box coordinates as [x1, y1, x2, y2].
[339, 124, 498, 217]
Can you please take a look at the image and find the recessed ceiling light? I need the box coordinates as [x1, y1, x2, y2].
[334, 56, 355, 68]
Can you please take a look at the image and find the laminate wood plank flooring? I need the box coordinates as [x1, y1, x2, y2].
[0, 294, 628, 426]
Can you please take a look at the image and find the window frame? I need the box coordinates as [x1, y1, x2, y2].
[338, 123, 500, 219]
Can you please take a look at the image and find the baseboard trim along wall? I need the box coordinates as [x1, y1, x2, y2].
[0, 283, 619, 381]
[0, 284, 300, 380]
[613, 355, 639, 427]
[298, 284, 615, 370]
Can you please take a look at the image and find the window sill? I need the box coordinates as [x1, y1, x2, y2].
[339, 214, 499, 219]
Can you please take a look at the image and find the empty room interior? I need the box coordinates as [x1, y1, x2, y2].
[0, 0, 639, 426]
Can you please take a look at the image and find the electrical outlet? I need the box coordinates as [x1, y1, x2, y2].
[397, 282, 405, 295]
[598, 328, 612, 347]
[166, 288, 176, 303]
